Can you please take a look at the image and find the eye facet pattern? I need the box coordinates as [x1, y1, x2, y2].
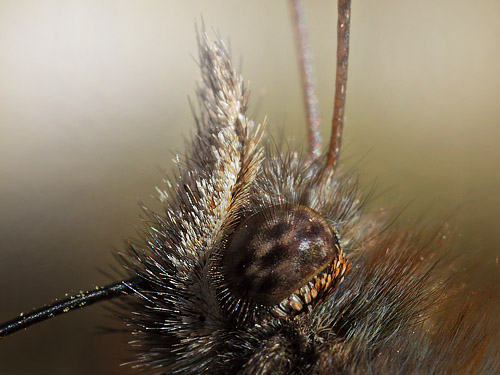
[220, 204, 350, 318]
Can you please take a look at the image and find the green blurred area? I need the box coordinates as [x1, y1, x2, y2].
[0, 1, 499, 374]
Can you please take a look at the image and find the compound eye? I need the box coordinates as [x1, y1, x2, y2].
[222, 204, 348, 316]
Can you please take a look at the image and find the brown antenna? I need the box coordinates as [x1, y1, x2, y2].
[289, 0, 321, 157]
[325, 0, 351, 168]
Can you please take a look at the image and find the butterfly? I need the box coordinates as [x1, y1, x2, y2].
[1, 1, 499, 374]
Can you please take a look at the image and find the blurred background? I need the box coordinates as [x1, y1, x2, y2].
[1, 0, 499, 374]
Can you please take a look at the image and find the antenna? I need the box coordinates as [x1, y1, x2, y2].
[326, 0, 351, 168]
[289, 0, 321, 157]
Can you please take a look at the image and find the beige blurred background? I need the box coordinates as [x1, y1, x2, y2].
[1, 0, 499, 374]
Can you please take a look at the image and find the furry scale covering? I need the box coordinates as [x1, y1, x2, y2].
[120, 32, 500, 374]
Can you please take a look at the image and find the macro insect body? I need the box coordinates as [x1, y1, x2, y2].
[1, 1, 500, 374]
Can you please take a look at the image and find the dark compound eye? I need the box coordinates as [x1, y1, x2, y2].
[221, 204, 350, 318]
